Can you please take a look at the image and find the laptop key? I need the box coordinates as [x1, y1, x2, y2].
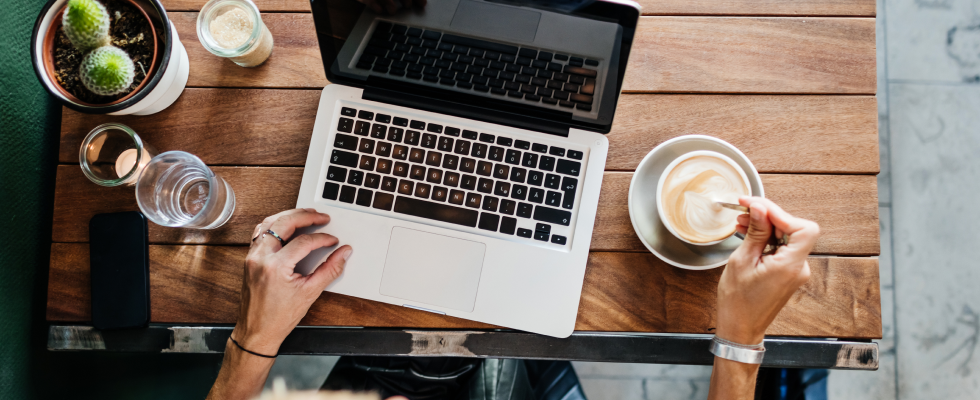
[551, 235, 567, 245]
[510, 167, 526, 183]
[471, 143, 488, 158]
[365, 173, 381, 189]
[466, 193, 482, 208]
[534, 231, 549, 241]
[535, 223, 551, 234]
[426, 168, 443, 184]
[414, 183, 431, 199]
[381, 176, 397, 192]
[460, 158, 476, 173]
[570, 93, 594, 105]
[527, 170, 543, 186]
[476, 161, 493, 176]
[544, 174, 561, 189]
[409, 148, 425, 163]
[521, 152, 538, 168]
[359, 155, 376, 171]
[545, 191, 561, 207]
[454, 139, 471, 155]
[405, 130, 421, 145]
[394, 196, 479, 228]
[393, 162, 409, 177]
[500, 200, 516, 215]
[337, 117, 354, 133]
[421, 30, 441, 41]
[322, 182, 340, 200]
[478, 213, 500, 232]
[462, 130, 479, 140]
[331, 150, 359, 167]
[517, 202, 533, 218]
[512, 184, 528, 200]
[334, 133, 358, 151]
[534, 205, 572, 226]
[549, 146, 566, 157]
[514, 140, 531, 150]
[327, 166, 347, 183]
[494, 181, 511, 197]
[443, 172, 460, 187]
[528, 188, 544, 203]
[397, 180, 414, 195]
[499, 217, 517, 235]
[431, 186, 448, 202]
[442, 33, 518, 55]
[357, 110, 374, 120]
[505, 149, 521, 165]
[392, 145, 408, 160]
[442, 154, 459, 170]
[354, 121, 370, 136]
[425, 151, 442, 166]
[539, 156, 555, 171]
[410, 165, 426, 180]
[493, 164, 510, 179]
[488, 146, 504, 161]
[477, 178, 493, 193]
[348, 170, 364, 186]
[517, 228, 533, 238]
[409, 120, 426, 129]
[461, 175, 477, 190]
[375, 142, 392, 157]
[562, 189, 575, 210]
[482, 196, 499, 212]
[556, 159, 582, 176]
[369, 124, 386, 139]
[445, 127, 461, 137]
[339, 185, 356, 203]
[341, 107, 357, 117]
[449, 189, 466, 205]
[376, 158, 393, 174]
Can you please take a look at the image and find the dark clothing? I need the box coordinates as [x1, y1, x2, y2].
[322, 357, 587, 400]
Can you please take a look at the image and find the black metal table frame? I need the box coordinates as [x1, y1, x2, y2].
[48, 324, 878, 370]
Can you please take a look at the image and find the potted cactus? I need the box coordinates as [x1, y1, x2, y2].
[32, 0, 190, 115]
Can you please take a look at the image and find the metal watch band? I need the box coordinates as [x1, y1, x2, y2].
[709, 337, 766, 364]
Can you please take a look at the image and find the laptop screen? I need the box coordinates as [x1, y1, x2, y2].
[310, 0, 639, 133]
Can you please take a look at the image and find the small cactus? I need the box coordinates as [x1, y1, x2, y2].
[63, 0, 110, 52]
[79, 46, 135, 96]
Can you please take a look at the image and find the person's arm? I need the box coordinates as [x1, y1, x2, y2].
[207, 209, 352, 400]
[707, 197, 820, 400]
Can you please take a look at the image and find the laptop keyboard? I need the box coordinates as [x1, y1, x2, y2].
[355, 22, 600, 112]
[323, 105, 586, 246]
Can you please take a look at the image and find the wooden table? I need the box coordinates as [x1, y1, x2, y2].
[46, 0, 882, 367]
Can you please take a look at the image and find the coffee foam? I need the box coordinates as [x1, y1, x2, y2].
[661, 155, 749, 243]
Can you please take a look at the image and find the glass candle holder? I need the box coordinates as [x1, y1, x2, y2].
[136, 151, 236, 229]
[79, 123, 158, 187]
[197, 0, 274, 67]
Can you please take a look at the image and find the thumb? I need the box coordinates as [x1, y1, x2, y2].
[305, 245, 352, 290]
[738, 202, 772, 258]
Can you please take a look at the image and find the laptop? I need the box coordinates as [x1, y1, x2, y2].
[295, 0, 640, 338]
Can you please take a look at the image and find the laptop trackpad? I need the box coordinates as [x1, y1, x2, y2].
[450, 0, 540, 43]
[379, 227, 486, 313]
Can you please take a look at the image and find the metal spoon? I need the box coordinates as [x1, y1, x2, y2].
[716, 201, 789, 253]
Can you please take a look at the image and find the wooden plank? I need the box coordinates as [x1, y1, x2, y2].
[623, 17, 875, 94]
[170, 13, 875, 93]
[175, 13, 326, 89]
[51, 166, 879, 255]
[48, 243, 881, 338]
[61, 89, 879, 174]
[161, 0, 876, 16]
[592, 173, 880, 255]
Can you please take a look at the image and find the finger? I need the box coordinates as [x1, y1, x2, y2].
[763, 203, 820, 260]
[736, 213, 750, 227]
[735, 224, 747, 236]
[251, 223, 262, 241]
[305, 245, 352, 290]
[736, 202, 773, 258]
[277, 233, 340, 266]
[383, 0, 398, 14]
[267, 209, 331, 243]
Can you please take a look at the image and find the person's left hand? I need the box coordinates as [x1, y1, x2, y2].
[233, 208, 352, 356]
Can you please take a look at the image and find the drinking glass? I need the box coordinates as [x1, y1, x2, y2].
[79, 123, 158, 187]
[197, 0, 274, 67]
[136, 151, 236, 229]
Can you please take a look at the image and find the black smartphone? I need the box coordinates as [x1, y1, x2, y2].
[89, 211, 151, 330]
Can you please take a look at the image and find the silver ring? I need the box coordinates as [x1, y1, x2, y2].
[264, 229, 286, 247]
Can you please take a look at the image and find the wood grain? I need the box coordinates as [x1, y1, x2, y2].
[174, 13, 327, 89]
[160, 0, 876, 16]
[623, 17, 876, 94]
[591, 173, 879, 255]
[51, 166, 878, 255]
[170, 13, 875, 94]
[61, 89, 879, 174]
[48, 243, 881, 338]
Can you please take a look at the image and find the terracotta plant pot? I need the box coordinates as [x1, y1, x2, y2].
[31, 0, 190, 115]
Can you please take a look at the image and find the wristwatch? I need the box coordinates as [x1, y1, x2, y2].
[709, 336, 766, 364]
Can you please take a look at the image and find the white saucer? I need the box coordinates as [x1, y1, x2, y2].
[627, 135, 765, 270]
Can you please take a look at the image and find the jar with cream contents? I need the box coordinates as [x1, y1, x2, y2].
[197, 0, 274, 67]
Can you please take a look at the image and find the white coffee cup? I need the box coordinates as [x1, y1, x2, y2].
[656, 150, 752, 245]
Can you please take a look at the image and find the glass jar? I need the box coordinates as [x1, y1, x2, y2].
[79, 123, 158, 187]
[196, 0, 274, 67]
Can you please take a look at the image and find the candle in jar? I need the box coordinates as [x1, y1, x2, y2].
[115, 148, 152, 183]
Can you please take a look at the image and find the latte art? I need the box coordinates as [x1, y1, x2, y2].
[661, 155, 749, 243]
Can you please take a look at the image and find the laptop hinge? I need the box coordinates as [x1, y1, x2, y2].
[362, 83, 571, 137]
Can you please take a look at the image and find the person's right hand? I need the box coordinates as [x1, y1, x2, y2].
[715, 197, 820, 346]
[360, 0, 427, 14]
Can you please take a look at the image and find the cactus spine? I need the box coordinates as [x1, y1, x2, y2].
[79, 46, 135, 96]
[63, 0, 111, 53]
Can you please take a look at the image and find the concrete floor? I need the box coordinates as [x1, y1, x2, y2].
[265, 1, 980, 398]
